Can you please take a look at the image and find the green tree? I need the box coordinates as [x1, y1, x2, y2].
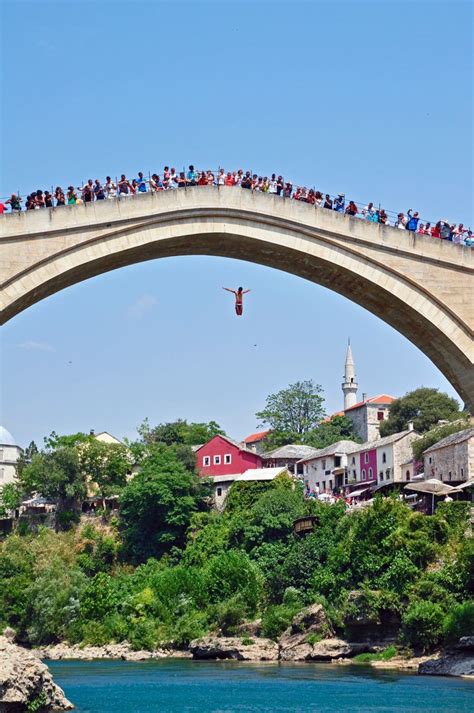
[15, 441, 39, 478]
[304, 415, 361, 448]
[138, 418, 225, 447]
[20, 447, 86, 531]
[379, 388, 462, 437]
[256, 380, 326, 446]
[119, 445, 212, 563]
[0, 482, 23, 518]
[79, 439, 131, 507]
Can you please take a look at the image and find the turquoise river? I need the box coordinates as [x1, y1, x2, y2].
[48, 659, 473, 712]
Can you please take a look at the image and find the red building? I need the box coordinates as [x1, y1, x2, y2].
[195, 435, 263, 477]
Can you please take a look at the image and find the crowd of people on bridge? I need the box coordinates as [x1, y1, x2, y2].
[1, 166, 472, 246]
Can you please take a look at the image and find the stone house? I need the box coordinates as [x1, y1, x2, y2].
[298, 440, 360, 493]
[423, 427, 474, 484]
[344, 394, 396, 442]
[242, 430, 272, 455]
[261, 444, 320, 477]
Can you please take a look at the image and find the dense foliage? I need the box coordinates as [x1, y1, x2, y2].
[379, 388, 463, 437]
[1, 455, 471, 653]
[255, 382, 359, 449]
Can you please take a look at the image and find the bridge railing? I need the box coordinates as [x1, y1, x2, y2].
[1, 168, 471, 244]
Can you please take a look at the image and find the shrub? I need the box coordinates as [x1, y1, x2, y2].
[213, 596, 247, 635]
[261, 603, 300, 641]
[443, 601, 474, 644]
[401, 601, 444, 653]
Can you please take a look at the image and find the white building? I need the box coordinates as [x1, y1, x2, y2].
[262, 444, 320, 477]
[298, 440, 360, 493]
[352, 429, 419, 490]
[0, 427, 21, 486]
[209, 467, 292, 510]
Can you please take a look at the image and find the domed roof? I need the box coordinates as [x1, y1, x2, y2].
[0, 426, 17, 446]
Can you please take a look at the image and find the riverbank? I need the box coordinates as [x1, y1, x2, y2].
[32, 635, 474, 679]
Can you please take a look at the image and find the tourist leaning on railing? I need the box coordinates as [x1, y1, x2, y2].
[1, 167, 472, 246]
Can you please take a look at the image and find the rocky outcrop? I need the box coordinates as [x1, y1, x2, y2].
[33, 642, 191, 661]
[343, 590, 400, 645]
[419, 637, 474, 677]
[234, 619, 263, 638]
[278, 604, 376, 662]
[189, 636, 279, 661]
[278, 603, 332, 657]
[280, 636, 375, 662]
[0, 634, 73, 711]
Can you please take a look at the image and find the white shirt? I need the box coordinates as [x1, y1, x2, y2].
[269, 180, 278, 194]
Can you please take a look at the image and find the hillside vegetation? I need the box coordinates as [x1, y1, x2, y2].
[0, 445, 472, 654]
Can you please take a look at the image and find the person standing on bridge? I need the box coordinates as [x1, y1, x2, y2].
[223, 287, 251, 316]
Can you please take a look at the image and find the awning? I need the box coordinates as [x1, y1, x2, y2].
[348, 487, 371, 498]
[404, 479, 455, 496]
[450, 480, 474, 493]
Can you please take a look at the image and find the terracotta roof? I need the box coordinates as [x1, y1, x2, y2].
[344, 394, 396, 412]
[322, 411, 344, 422]
[243, 430, 271, 444]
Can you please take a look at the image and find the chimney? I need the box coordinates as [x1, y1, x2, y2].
[362, 393, 367, 401]
[408, 422, 414, 431]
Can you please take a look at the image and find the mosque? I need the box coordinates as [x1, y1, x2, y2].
[0, 426, 21, 486]
[340, 342, 395, 442]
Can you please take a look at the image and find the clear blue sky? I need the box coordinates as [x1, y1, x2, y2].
[1, 0, 472, 448]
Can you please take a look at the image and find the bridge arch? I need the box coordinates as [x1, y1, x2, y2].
[1, 187, 473, 408]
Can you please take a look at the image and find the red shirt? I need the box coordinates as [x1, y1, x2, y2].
[0, 203, 5, 214]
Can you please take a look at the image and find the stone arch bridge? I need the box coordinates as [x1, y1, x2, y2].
[1, 187, 473, 408]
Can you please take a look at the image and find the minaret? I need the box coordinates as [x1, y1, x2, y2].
[342, 340, 358, 410]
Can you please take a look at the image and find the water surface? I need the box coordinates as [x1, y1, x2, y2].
[49, 659, 473, 713]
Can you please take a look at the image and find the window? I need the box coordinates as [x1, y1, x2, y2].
[368, 467, 373, 479]
[224, 454, 232, 465]
[351, 456, 355, 465]
[0, 468, 4, 481]
[379, 472, 384, 481]
[364, 452, 369, 464]
[334, 456, 341, 468]
[382, 452, 386, 464]
[216, 487, 222, 497]
[329, 480, 333, 490]
[322, 459, 326, 469]
[377, 411, 384, 421]
[406, 470, 410, 481]
[461, 468, 464, 478]
[214, 455, 221, 465]
[429, 457, 432, 464]
[385, 468, 390, 478]
[203, 456, 211, 467]
[362, 469, 366, 481]
[448, 472, 452, 481]
[352, 469, 356, 477]
[344, 473, 348, 485]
